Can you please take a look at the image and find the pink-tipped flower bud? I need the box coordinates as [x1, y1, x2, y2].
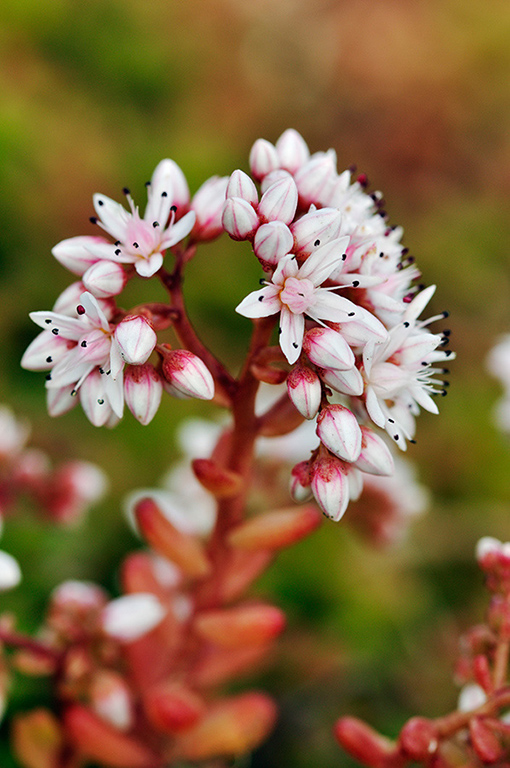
[222, 197, 260, 241]
[335, 716, 397, 768]
[82, 260, 127, 298]
[275, 129, 310, 173]
[258, 173, 298, 225]
[162, 349, 215, 400]
[260, 168, 295, 194]
[353, 427, 395, 477]
[287, 366, 322, 419]
[316, 405, 362, 463]
[113, 316, 157, 367]
[226, 170, 259, 205]
[253, 221, 294, 268]
[51, 236, 114, 276]
[124, 363, 163, 425]
[290, 207, 343, 255]
[191, 176, 229, 241]
[148, 158, 190, 215]
[294, 149, 337, 206]
[311, 456, 350, 521]
[101, 593, 166, 642]
[290, 461, 313, 502]
[303, 327, 355, 370]
[249, 138, 279, 181]
[320, 365, 364, 397]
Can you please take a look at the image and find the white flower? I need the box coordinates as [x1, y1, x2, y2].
[101, 593, 166, 642]
[53, 160, 195, 279]
[235, 237, 375, 365]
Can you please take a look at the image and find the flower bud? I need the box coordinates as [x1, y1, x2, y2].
[82, 260, 127, 298]
[290, 461, 314, 502]
[294, 149, 337, 206]
[113, 315, 157, 366]
[316, 405, 362, 463]
[143, 681, 205, 733]
[192, 458, 244, 498]
[253, 221, 293, 267]
[162, 349, 215, 400]
[399, 717, 438, 761]
[90, 671, 133, 731]
[51, 236, 114, 275]
[249, 138, 279, 181]
[260, 168, 294, 194]
[147, 158, 190, 217]
[52, 281, 116, 318]
[311, 456, 350, 521]
[124, 363, 163, 425]
[195, 604, 286, 648]
[134, 497, 211, 578]
[290, 207, 343, 255]
[0, 550, 21, 591]
[222, 197, 259, 241]
[320, 365, 364, 396]
[228, 506, 321, 550]
[353, 427, 395, 476]
[335, 716, 397, 768]
[275, 129, 310, 173]
[303, 327, 355, 370]
[287, 366, 322, 419]
[190, 175, 229, 240]
[101, 593, 166, 642]
[226, 170, 259, 205]
[64, 705, 159, 768]
[173, 692, 277, 761]
[258, 174, 298, 225]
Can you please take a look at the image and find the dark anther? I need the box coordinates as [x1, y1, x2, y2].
[52, 328, 59, 335]
[152, 221, 159, 228]
[394, 434, 399, 440]
[115, 249, 121, 255]
[402, 248, 409, 256]
[97, 199, 104, 206]
[292, 342, 299, 348]
[46, 356, 52, 363]
[81, 340, 87, 348]
[443, 329, 451, 336]
[298, 292, 304, 297]
[442, 310, 450, 318]
[45, 318, 52, 324]
[115, 241, 121, 246]
[441, 390, 448, 396]
[342, 253, 347, 261]
[259, 278, 265, 285]
[71, 389, 77, 397]
[97, 399, 105, 405]
[89, 216, 98, 224]
[348, 312, 355, 317]
[409, 439, 417, 444]
[122, 187, 130, 195]
[170, 204, 177, 212]
[379, 252, 384, 258]
[352, 281, 360, 287]
[99, 368, 104, 375]
[314, 239, 320, 247]
[145, 181, 151, 187]
[77, 305, 86, 315]
[443, 381, 450, 387]
[258, 296, 264, 301]
[403, 322, 410, 328]
[278, 327, 282, 335]
[161, 191, 168, 198]
[442, 368, 450, 375]
[133, 242, 139, 249]
[388, 418, 395, 423]
[45, 374, 52, 381]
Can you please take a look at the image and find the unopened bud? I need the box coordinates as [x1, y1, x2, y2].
[135, 497, 210, 578]
[258, 174, 298, 225]
[124, 363, 163, 425]
[317, 405, 362, 463]
[144, 681, 205, 733]
[113, 315, 157, 367]
[194, 603, 286, 648]
[303, 326, 355, 370]
[148, 158, 190, 215]
[290, 207, 342, 255]
[294, 149, 337, 206]
[222, 197, 259, 241]
[191, 175, 229, 241]
[399, 717, 438, 761]
[173, 692, 277, 761]
[82, 260, 127, 298]
[290, 461, 314, 502]
[275, 129, 310, 173]
[469, 717, 503, 763]
[250, 362, 288, 385]
[253, 221, 293, 268]
[192, 458, 243, 498]
[287, 366, 321, 419]
[101, 593, 166, 642]
[64, 704, 159, 768]
[228, 506, 321, 550]
[311, 456, 350, 521]
[226, 170, 259, 205]
[249, 139, 279, 181]
[353, 427, 395, 476]
[335, 716, 397, 768]
[162, 349, 215, 400]
[320, 365, 364, 396]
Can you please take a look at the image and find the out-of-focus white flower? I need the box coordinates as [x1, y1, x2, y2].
[101, 593, 166, 642]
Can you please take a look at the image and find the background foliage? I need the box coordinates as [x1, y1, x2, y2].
[1, 0, 510, 765]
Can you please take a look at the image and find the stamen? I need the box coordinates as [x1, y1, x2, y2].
[97, 399, 105, 405]
[97, 199, 104, 206]
[342, 253, 347, 261]
[115, 249, 121, 255]
[152, 221, 159, 228]
[45, 319, 52, 324]
[348, 312, 355, 317]
[352, 281, 360, 287]
[45, 374, 52, 381]
[81, 341, 87, 348]
[133, 242, 139, 249]
[122, 187, 130, 195]
[46, 356, 52, 363]
[52, 328, 59, 335]
[77, 305, 86, 315]
[314, 239, 320, 247]
[89, 216, 99, 224]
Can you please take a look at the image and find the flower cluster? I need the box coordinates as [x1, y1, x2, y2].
[335, 536, 510, 767]
[229, 129, 452, 521]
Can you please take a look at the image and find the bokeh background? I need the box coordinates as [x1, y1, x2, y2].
[1, 0, 510, 765]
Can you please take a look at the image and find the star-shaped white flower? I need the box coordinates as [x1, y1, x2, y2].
[236, 238, 385, 364]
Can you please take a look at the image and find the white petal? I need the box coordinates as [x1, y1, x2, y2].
[298, 237, 350, 286]
[163, 210, 196, 247]
[21, 331, 70, 371]
[236, 286, 281, 318]
[279, 307, 304, 364]
[29, 311, 84, 340]
[101, 593, 166, 642]
[308, 291, 359, 323]
[0, 551, 21, 591]
[134, 252, 164, 277]
[365, 386, 386, 427]
[93, 194, 130, 241]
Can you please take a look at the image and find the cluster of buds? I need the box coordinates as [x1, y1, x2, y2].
[335, 536, 510, 767]
[7, 482, 322, 767]
[227, 129, 452, 521]
[21, 160, 225, 426]
[0, 404, 107, 591]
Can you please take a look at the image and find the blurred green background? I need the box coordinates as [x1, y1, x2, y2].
[1, 0, 510, 765]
